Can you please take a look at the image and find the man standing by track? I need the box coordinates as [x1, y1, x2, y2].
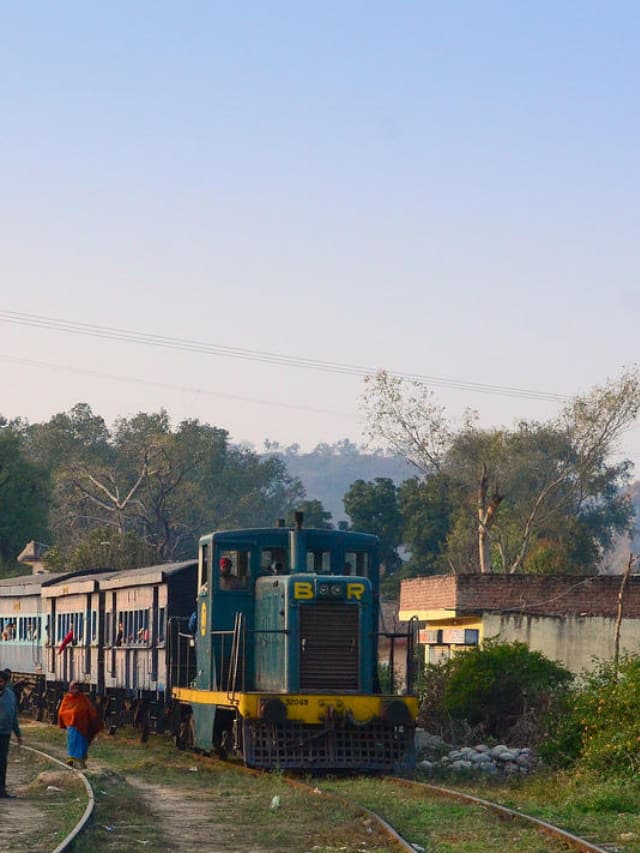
[0, 670, 23, 798]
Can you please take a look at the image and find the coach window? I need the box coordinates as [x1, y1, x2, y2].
[306, 550, 331, 574]
[157, 607, 166, 644]
[73, 613, 84, 645]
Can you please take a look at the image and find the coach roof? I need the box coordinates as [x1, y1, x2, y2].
[98, 560, 197, 591]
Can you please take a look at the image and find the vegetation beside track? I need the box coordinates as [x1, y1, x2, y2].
[7, 741, 86, 851]
[22, 718, 640, 852]
[23, 721, 396, 852]
[447, 768, 640, 852]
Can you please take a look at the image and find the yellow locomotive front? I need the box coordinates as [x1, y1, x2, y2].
[172, 516, 418, 770]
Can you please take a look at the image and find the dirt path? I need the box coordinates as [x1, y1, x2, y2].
[127, 778, 274, 853]
[21, 725, 393, 853]
[19, 736, 246, 852]
[0, 745, 85, 852]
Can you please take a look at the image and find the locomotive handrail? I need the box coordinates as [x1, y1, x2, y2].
[376, 620, 420, 696]
[227, 611, 244, 702]
[167, 616, 196, 691]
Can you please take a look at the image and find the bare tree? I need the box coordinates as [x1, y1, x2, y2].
[613, 552, 636, 675]
[477, 464, 504, 574]
[362, 367, 640, 574]
[361, 370, 452, 475]
[506, 369, 640, 573]
[66, 456, 152, 536]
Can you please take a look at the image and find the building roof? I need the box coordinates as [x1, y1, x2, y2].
[400, 573, 640, 621]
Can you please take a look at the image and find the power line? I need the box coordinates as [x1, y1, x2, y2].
[0, 309, 569, 402]
[0, 355, 354, 419]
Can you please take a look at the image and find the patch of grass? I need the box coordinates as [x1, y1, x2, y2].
[72, 770, 167, 852]
[441, 768, 640, 851]
[323, 776, 572, 852]
[26, 718, 640, 852]
[24, 723, 397, 852]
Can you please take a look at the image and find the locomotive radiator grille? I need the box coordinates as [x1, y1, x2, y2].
[243, 720, 415, 771]
[299, 604, 359, 691]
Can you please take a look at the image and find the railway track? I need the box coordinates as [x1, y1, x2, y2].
[18, 745, 94, 853]
[21, 728, 620, 852]
[318, 774, 615, 853]
[181, 754, 615, 852]
[386, 777, 611, 852]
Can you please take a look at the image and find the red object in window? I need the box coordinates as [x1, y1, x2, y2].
[58, 629, 74, 654]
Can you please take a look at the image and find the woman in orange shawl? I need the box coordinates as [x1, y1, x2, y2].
[58, 682, 104, 768]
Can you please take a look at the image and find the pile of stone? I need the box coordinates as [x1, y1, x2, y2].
[416, 732, 538, 776]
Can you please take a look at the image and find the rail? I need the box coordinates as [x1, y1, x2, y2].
[20, 743, 95, 853]
[387, 776, 611, 853]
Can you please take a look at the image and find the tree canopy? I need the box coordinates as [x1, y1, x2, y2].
[0, 422, 51, 567]
[6, 405, 309, 572]
[361, 368, 640, 574]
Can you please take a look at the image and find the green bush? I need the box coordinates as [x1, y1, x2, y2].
[420, 641, 572, 742]
[541, 655, 640, 776]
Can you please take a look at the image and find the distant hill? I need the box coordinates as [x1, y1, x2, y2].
[270, 441, 640, 570]
[605, 481, 640, 574]
[266, 441, 415, 523]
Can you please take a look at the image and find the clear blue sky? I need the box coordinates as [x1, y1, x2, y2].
[1, 3, 639, 468]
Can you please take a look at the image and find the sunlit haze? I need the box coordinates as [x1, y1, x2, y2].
[2, 3, 639, 472]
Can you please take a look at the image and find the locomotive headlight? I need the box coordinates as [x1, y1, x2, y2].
[318, 583, 330, 597]
[330, 583, 344, 598]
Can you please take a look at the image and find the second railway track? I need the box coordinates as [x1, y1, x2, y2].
[22, 722, 630, 852]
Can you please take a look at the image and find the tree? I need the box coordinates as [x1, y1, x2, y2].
[18, 405, 307, 569]
[397, 474, 455, 574]
[285, 500, 333, 529]
[362, 368, 640, 573]
[0, 424, 50, 566]
[343, 478, 403, 573]
[45, 527, 156, 572]
[362, 371, 451, 475]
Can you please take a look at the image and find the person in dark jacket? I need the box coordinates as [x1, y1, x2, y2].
[0, 670, 23, 798]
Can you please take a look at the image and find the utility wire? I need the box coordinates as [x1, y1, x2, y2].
[0, 355, 353, 418]
[0, 309, 569, 403]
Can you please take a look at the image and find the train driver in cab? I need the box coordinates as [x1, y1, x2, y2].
[218, 556, 243, 591]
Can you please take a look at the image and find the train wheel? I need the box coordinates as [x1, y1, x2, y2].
[175, 713, 195, 750]
[214, 729, 229, 760]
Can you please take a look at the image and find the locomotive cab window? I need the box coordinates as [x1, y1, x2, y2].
[198, 543, 209, 594]
[344, 551, 370, 577]
[306, 550, 331, 574]
[261, 548, 287, 576]
[217, 550, 249, 591]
